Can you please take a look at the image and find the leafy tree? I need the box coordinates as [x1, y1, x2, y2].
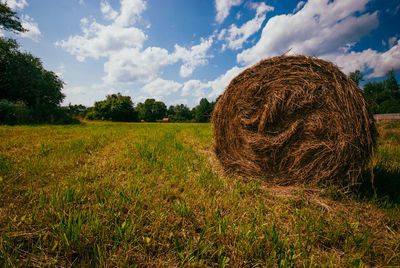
[349, 70, 364, 85]
[362, 69, 400, 114]
[0, 3, 74, 124]
[0, 2, 25, 33]
[194, 98, 213, 122]
[0, 40, 65, 102]
[167, 104, 192, 122]
[136, 99, 167, 122]
[90, 93, 138, 122]
[167, 105, 175, 118]
[68, 104, 89, 117]
[384, 69, 400, 95]
[0, 38, 67, 123]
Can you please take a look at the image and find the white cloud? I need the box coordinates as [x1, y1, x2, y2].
[103, 47, 176, 84]
[182, 65, 244, 99]
[56, 19, 146, 62]
[237, 0, 378, 66]
[182, 80, 210, 97]
[215, 0, 243, 24]
[219, 2, 273, 50]
[20, 14, 41, 42]
[57, 0, 213, 85]
[114, 0, 146, 27]
[101, 1, 118, 21]
[62, 85, 113, 106]
[293, 1, 305, 13]
[56, 0, 147, 62]
[325, 40, 400, 78]
[79, 0, 84, 5]
[63, 85, 86, 95]
[141, 78, 182, 96]
[236, 11, 241, 20]
[1, 0, 41, 42]
[2, 0, 27, 9]
[208, 65, 243, 98]
[170, 98, 188, 106]
[173, 37, 213, 77]
[389, 36, 397, 48]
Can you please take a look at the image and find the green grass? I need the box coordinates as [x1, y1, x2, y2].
[0, 121, 399, 266]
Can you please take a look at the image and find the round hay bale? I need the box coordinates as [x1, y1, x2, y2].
[212, 55, 377, 185]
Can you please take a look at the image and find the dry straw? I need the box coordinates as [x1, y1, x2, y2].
[212, 55, 377, 186]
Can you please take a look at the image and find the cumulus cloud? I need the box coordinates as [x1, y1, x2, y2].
[218, 2, 273, 50]
[56, 19, 146, 62]
[141, 78, 182, 96]
[235, 0, 400, 79]
[237, 0, 379, 65]
[325, 41, 400, 78]
[114, 0, 146, 27]
[62, 84, 118, 106]
[20, 14, 41, 41]
[182, 65, 244, 99]
[215, 0, 243, 24]
[2, 0, 28, 9]
[57, 0, 213, 84]
[293, 1, 305, 13]
[208, 65, 243, 98]
[182, 80, 210, 97]
[173, 37, 213, 77]
[103, 47, 175, 84]
[1, 0, 42, 42]
[56, 0, 147, 62]
[101, 1, 118, 21]
[389, 37, 397, 48]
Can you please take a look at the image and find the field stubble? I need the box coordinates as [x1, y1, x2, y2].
[0, 121, 399, 267]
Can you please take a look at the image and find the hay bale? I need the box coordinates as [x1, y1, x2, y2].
[212, 55, 377, 185]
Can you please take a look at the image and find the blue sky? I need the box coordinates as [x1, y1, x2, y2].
[1, 0, 400, 107]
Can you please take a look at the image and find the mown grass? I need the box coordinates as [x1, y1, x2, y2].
[0, 121, 399, 267]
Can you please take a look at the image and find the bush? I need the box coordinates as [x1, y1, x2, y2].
[0, 100, 31, 124]
[89, 93, 138, 122]
[0, 100, 80, 125]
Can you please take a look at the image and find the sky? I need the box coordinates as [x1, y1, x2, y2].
[1, 0, 400, 107]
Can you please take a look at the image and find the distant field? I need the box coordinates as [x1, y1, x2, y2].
[0, 121, 399, 266]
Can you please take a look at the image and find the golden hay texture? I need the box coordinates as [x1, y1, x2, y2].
[212, 55, 377, 185]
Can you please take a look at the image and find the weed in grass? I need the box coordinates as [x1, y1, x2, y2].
[39, 143, 52, 156]
[0, 153, 12, 175]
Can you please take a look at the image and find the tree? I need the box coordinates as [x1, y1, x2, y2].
[0, 38, 67, 122]
[349, 70, 364, 85]
[384, 69, 400, 95]
[0, 2, 25, 33]
[68, 104, 89, 117]
[0, 3, 75, 124]
[362, 70, 400, 114]
[90, 93, 138, 122]
[0, 41, 65, 106]
[168, 104, 192, 122]
[136, 99, 167, 122]
[194, 98, 213, 122]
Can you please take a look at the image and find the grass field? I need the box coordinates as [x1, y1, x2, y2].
[0, 121, 399, 267]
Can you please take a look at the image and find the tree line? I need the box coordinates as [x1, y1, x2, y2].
[74, 69, 400, 124]
[76, 94, 218, 123]
[350, 69, 400, 114]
